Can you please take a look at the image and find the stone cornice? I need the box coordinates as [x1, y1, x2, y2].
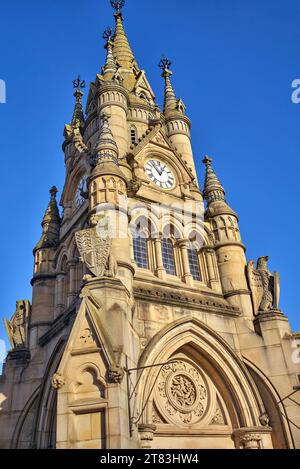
[214, 241, 246, 252]
[134, 287, 240, 317]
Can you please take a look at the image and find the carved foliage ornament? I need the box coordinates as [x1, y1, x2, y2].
[155, 360, 208, 426]
[52, 373, 65, 390]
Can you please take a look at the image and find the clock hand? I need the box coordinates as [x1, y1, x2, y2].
[153, 162, 163, 176]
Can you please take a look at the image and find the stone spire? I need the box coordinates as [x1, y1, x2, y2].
[202, 156, 226, 203]
[159, 57, 185, 115]
[94, 113, 119, 165]
[202, 156, 236, 217]
[111, 0, 137, 70]
[102, 27, 118, 77]
[34, 187, 61, 251]
[71, 76, 86, 127]
[90, 112, 126, 197]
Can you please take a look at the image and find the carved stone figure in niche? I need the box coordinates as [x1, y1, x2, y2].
[247, 256, 280, 315]
[75, 214, 117, 279]
[4, 300, 30, 350]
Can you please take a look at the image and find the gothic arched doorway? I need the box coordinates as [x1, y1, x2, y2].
[135, 318, 278, 449]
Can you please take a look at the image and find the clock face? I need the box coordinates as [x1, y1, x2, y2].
[74, 175, 88, 208]
[145, 159, 175, 189]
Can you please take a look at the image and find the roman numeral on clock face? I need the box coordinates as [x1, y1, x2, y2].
[144, 159, 175, 189]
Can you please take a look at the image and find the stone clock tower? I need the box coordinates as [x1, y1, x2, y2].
[0, 1, 299, 450]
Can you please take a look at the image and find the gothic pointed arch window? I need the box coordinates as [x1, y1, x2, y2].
[187, 246, 202, 281]
[133, 236, 149, 269]
[188, 231, 204, 282]
[162, 224, 181, 276]
[131, 217, 154, 270]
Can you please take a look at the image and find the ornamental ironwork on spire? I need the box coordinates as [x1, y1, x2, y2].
[71, 75, 86, 127]
[110, 0, 125, 15]
[34, 187, 61, 251]
[159, 57, 185, 115]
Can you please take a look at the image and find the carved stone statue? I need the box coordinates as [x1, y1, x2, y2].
[247, 256, 280, 316]
[75, 215, 117, 279]
[4, 300, 30, 350]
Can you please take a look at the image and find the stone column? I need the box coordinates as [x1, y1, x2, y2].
[154, 237, 166, 280]
[55, 274, 65, 317]
[67, 260, 77, 305]
[177, 240, 193, 286]
[203, 247, 219, 291]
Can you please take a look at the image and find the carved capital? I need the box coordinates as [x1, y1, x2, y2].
[138, 424, 156, 449]
[233, 428, 264, 450]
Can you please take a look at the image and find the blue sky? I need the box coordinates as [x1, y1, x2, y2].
[0, 0, 299, 360]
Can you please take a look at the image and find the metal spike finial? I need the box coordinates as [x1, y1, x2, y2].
[159, 56, 172, 71]
[111, 0, 125, 15]
[203, 155, 213, 166]
[50, 186, 58, 199]
[73, 75, 86, 90]
[103, 27, 113, 42]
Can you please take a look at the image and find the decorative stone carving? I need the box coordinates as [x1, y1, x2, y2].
[108, 365, 125, 384]
[138, 424, 156, 450]
[127, 177, 142, 197]
[247, 256, 280, 315]
[210, 402, 225, 425]
[79, 328, 95, 346]
[155, 360, 209, 426]
[233, 428, 264, 449]
[259, 412, 270, 427]
[4, 300, 30, 350]
[239, 433, 262, 450]
[52, 373, 65, 390]
[75, 215, 117, 279]
[152, 406, 165, 424]
[73, 119, 89, 154]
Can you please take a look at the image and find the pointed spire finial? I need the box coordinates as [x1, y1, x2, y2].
[73, 75, 86, 90]
[71, 76, 85, 126]
[111, 0, 125, 16]
[34, 187, 61, 252]
[102, 27, 118, 76]
[159, 56, 172, 77]
[159, 56, 181, 114]
[202, 156, 226, 204]
[93, 112, 119, 165]
[103, 27, 113, 42]
[50, 186, 58, 199]
[111, 0, 138, 70]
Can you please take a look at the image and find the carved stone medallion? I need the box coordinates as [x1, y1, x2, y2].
[155, 360, 209, 426]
